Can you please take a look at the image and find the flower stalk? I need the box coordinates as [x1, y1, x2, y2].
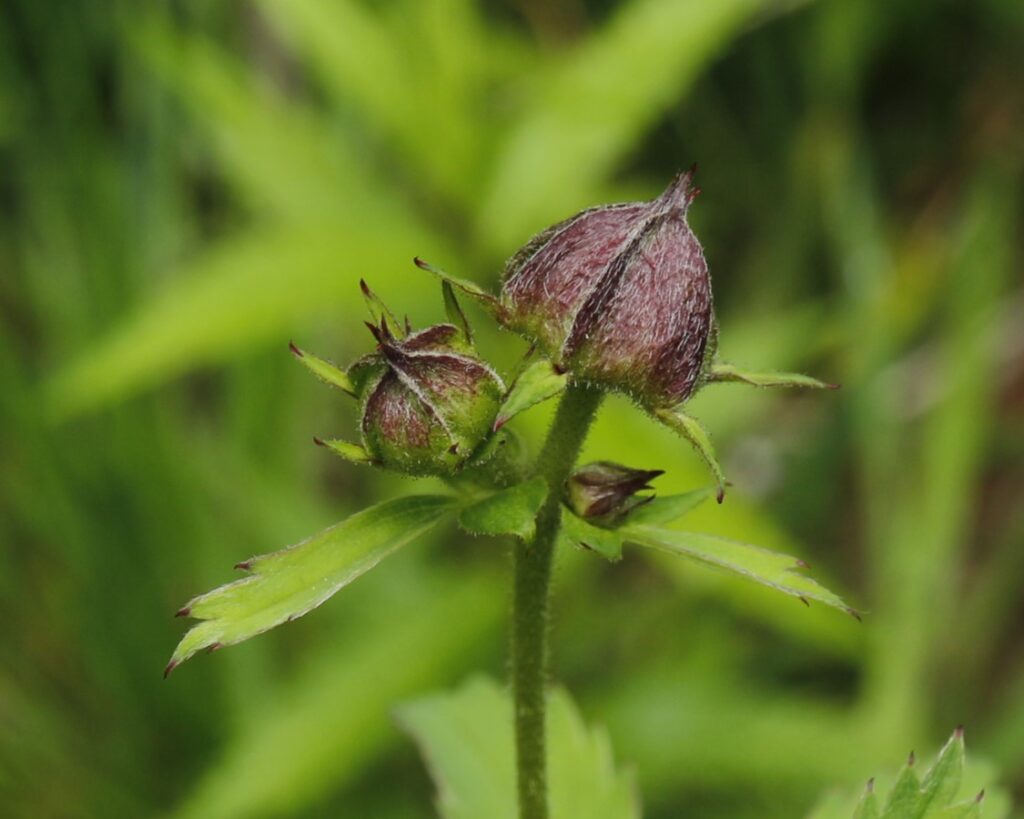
[512, 383, 603, 819]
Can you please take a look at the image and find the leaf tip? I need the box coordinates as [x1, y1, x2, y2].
[908, 751, 917, 767]
[163, 659, 178, 679]
[288, 340, 303, 358]
[312, 436, 325, 447]
[174, 606, 191, 618]
[954, 724, 965, 740]
[234, 559, 252, 571]
[492, 416, 508, 432]
[206, 642, 224, 654]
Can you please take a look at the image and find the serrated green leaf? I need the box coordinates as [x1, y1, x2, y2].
[621, 525, 857, 616]
[167, 495, 458, 673]
[709, 362, 837, 390]
[457, 477, 547, 540]
[623, 486, 715, 526]
[561, 510, 624, 561]
[495, 358, 568, 430]
[290, 343, 357, 395]
[397, 676, 640, 819]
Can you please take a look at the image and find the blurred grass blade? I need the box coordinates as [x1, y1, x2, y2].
[623, 524, 857, 616]
[457, 477, 547, 541]
[167, 495, 458, 673]
[479, 0, 767, 250]
[398, 676, 640, 819]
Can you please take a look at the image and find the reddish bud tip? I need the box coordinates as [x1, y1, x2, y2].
[174, 606, 191, 618]
[716, 486, 725, 504]
[492, 416, 509, 432]
[954, 725, 965, 739]
[206, 642, 224, 654]
[359, 279, 372, 297]
[234, 560, 252, 571]
[413, 256, 430, 270]
[163, 660, 178, 679]
[288, 341, 303, 358]
[365, 322, 383, 344]
[312, 436, 325, 447]
[795, 558, 811, 569]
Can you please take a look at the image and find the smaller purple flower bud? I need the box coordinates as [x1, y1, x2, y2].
[360, 321, 505, 476]
[500, 168, 715, 409]
[564, 461, 664, 525]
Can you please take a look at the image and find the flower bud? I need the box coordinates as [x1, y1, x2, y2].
[564, 461, 663, 525]
[360, 321, 505, 476]
[500, 168, 715, 409]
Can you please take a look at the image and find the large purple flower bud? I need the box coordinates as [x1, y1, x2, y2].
[499, 169, 715, 409]
[359, 321, 505, 476]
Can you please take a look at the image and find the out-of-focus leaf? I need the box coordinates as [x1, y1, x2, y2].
[458, 477, 547, 541]
[495, 358, 567, 430]
[167, 495, 458, 672]
[47, 225, 446, 417]
[173, 569, 505, 819]
[561, 510, 624, 562]
[479, 0, 767, 250]
[622, 524, 857, 616]
[398, 676, 640, 819]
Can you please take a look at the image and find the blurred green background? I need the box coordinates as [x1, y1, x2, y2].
[1, 0, 1022, 816]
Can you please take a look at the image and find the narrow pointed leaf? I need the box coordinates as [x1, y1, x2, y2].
[413, 257, 499, 308]
[622, 525, 857, 616]
[854, 785, 881, 819]
[360, 280, 404, 338]
[654, 408, 726, 502]
[495, 359, 568, 430]
[709, 362, 837, 390]
[314, 437, 373, 464]
[562, 510, 624, 561]
[442, 282, 474, 345]
[623, 486, 715, 526]
[167, 495, 458, 672]
[398, 676, 640, 819]
[457, 477, 547, 541]
[291, 344, 357, 395]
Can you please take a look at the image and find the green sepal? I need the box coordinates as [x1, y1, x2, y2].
[620, 524, 858, 617]
[709, 362, 837, 390]
[290, 342, 357, 396]
[562, 509, 624, 561]
[442, 282, 473, 346]
[495, 358, 568, 430]
[413, 257, 500, 311]
[359, 279, 404, 338]
[881, 756, 923, 819]
[916, 729, 966, 817]
[623, 486, 715, 527]
[314, 437, 374, 465]
[457, 477, 548, 541]
[165, 495, 458, 676]
[654, 408, 726, 503]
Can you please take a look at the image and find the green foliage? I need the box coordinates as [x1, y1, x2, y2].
[398, 677, 640, 819]
[168, 495, 458, 672]
[708, 363, 837, 390]
[808, 730, 1005, 819]
[458, 478, 549, 541]
[623, 524, 856, 616]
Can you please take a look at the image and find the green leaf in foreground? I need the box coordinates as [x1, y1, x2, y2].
[166, 494, 458, 675]
[561, 511, 625, 562]
[623, 486, 715, 526]
[398, 676, 639, 819]
[458, 478, 547, 541]
[621, 524, 858, 617]
[807, 729, 1003, 819]
[494, 359, 568, 431]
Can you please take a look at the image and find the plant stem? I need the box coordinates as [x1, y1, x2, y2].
[512, 383, 603, 819]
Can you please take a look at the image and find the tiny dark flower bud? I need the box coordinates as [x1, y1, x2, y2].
[360, 321, 505, 476]
[564, 461, 664, 525]
[500, 168, 715, 409]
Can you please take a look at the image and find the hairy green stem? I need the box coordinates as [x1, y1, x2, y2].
[513, 383, 603, 819]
